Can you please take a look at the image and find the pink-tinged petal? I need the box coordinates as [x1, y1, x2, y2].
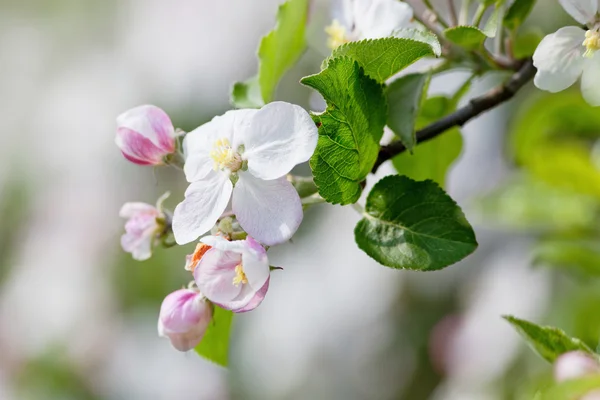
[554, 351, 600, 382]
[234, 278, 270, 313]
[116, 128, 168, 165]
[533, 27, 586, 93]
[184, 110, 257, 182]
[240, 236, 269, 292]
[172, 171, 233, 245]
[233, 174, 303, 246]
[242, 102, 318, 180]
[559, 0, 597, 24]
[194, 248, 242, 304]
[121, 231, 153, 261]
[581, 54, 600, 106]
[119, 202, 158, 218]
[117, 105, 175, 152]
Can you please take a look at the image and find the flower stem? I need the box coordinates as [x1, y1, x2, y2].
[459, 0, 472, 25]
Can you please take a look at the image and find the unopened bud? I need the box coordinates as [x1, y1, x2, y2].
[554, 351, 600, 382]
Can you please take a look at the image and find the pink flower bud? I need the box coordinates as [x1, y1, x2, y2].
[554, 351, 600, 382]
[120, 202, 162, 261]
[158, 289, 212, 352]
[115, 105, 176, 165]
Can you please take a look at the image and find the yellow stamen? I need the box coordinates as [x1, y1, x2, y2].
[325, 19, 349, 50]
[210, 138, 242, 172]
[232, 264, 248, 286]
[583, 30, 600, 58]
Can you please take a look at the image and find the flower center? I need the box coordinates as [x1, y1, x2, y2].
[325, 19, 350, 49]
[583, 30, 600, 57]
[232, 264, 248, 286]
[210, 138, 242, 172]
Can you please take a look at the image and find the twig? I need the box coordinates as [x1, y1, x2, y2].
[447, 0, 458, 26]
[373, 59, 536, 172]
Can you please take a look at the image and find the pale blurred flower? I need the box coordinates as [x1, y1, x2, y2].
[533, 0, 600, 105]
[325, 0, 413, 49]
[158, 288, 212, 352]
[115, 105, 176, 165]
[172, 101, 317, 246]
[120, 196, 167, 261]
[554, 351, 600, 382]
[193, 235, 270, 313]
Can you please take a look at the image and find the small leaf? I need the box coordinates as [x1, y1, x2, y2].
[355, 175, 477, 271]
[194, 307, 234, 366]
[301, 57, 386, 205]
[503, 315, 595, 363]
[541, 376, 600, 400]
[483, 3, 505, 37]
[392, 28, 442, 57]
[231, 0, 308, 108]
[444, 26, 487, 50]
[386, 73, 430, 150]
[327, 37, 436, 82]
[504, 0, 537, 31]
[513, 29, 543, 58]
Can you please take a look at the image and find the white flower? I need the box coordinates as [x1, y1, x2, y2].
[325, 0, 414, 49]
[533, 0, 600, 106]
[119, 202, 162, 261]
[172, 101, 318, 246]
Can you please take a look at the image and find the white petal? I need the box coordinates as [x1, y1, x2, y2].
[581, 53, 600, 106]
[331, 0, 355, 29]
[119, 202, 157, 218]
[559, 0, 597, 24]
[172, 172, 233, 244]
[240, 236, 269, 292]
[194, 248, 242, 304]
[232, 174, 303, 246]
[242, 102, 318, 180]
[354, 0, 413, 39]
[183, 110, 256, 182]
[533, 27, 586, 93]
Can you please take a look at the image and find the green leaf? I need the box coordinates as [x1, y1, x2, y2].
[386, 73, 430, 150]
[355, 175, 477, 270]
[194, 307, 234, 366]
[327, 37, 436, 82]
[483, 3, 505, 37]
[444, 26, 487, 50]
[392, 96, 463, 187]
[301, 57, 386, 204]
[503, 315, 595, 363]
[540, 376, 600, 400]
[504, 0, 536, 31]
[392, 28, 442, 57]
[231, 0, 308, 108]
[534, 239, 600, 278]
[513, 29, 543, 58]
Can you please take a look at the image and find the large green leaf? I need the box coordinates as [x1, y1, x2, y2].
[301, 57, 386, 205]
[231, 0, 308, 108]
[194, 306, 234, 366]
[327, 37, 436, 82]
[355, 175, 477, 270]
[392, 96, 463, 187]
[503, 315, 595, 363]
[504, 0, 536, 31]
[386, 73, 430, 150]
[444, 26, 487, 49]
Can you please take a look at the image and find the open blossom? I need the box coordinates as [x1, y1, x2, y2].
[533, 0, 600, 106]
[325, 0, 413, 49]
[116, 105, 176, 165]
[120, 202, 164, 261]
[193, 235, 270, 313]
[172, 101, 317, 246]
[158, 288, 212, 352]
[554, 351, 600, 382]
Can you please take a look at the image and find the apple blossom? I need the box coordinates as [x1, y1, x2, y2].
[119, 202, 166, 261]
[532, 0, 600, 106]
[324, 0, 413, 49]
[193, 235, 270, 313]
[158, 288, 212, 352]
[172, 101, 317, 246]
[116, 105, 176, 165]
[554, 351, 600, 382]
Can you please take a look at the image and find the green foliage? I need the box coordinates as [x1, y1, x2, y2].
[354, 175, 477, 271]
[386, 73, 430, 150]
[301, 57, 386, 205]
[504, 0, 537, 31]
[195, 306, 234, 366]
[327, 37, 436, 82]
[392, 28, 442, 57]
[503, 315, 596, 363]
[231, 0, 308, 108]
[540, 376, 600, 400]
[483, 3, 505, 37]
[392, 94, 465, 187]
[534, 239, 600, 278]
[444, 26, 487, 49]
[513, 29, 543, 58]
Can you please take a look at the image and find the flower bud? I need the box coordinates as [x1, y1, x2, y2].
[115, 105, 176, 165]
[158, 289, 212, 352]
[120, 202, 163, 261]
[554, 351, 600, 382]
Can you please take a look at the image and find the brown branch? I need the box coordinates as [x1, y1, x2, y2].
[373, 59, 537, 172]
